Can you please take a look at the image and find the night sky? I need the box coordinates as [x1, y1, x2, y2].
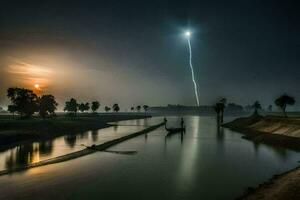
[0, 0, 299, 110]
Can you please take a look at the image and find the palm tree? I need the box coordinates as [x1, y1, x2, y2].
[113, 104, 120, 112]
[91, 101, 100, 113]
[214, 98, 226, 125]
[131, 107, 134, 112]
[143, 105, 149, 116]
[275, 94, 295, 117]
[143, 105, 149, 112]
[136, 105, 141, 112]
[214, 102, 225, 125]
[219, 98, 226, 123]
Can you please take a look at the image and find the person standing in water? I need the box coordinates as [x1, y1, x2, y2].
[164, 117, 167, 124]
[164, 117, 168, 129]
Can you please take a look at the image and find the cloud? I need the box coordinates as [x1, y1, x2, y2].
[5, 58, 54, 89]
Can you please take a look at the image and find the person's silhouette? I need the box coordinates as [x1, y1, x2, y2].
[180, 118, 184, 129]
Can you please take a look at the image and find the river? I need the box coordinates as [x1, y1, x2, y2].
[0, 116, 299, 200]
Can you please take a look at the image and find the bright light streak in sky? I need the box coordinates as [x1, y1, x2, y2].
[185, 31, 200, 106]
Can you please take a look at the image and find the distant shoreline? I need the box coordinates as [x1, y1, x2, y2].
[0, 113, 151, 150]
[223, 115, 300, 200]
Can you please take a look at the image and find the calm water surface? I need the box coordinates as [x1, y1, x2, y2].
[0, 116, 299, 200]
[0, 118, 157, 171]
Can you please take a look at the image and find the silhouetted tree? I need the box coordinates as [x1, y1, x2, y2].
[79, 102, 90, 113]
[268, 105, 273, 112]
[136, 105, 141, 112]
[91, 101, 100, 113]
[131, 107, 134, 112]
[275, 94, 295, 117]
[214, 102, 225, 125]
[39, 95, 58, 118]
[64, 98, 78, 116]
[85, 103, 90, 111]
[79, 103, 85, 112]
[219, 98, 226, 123]
[7, 105, 17, 118]
[7, 87, 39, 118]
[252, 101, 262, 115]
[113, 104, 120, 112]
[214, 98, 226, 125]
[143, 105, 149, 113]
[105, 106, 111, 112]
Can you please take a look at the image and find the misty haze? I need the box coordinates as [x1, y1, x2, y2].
[0, 1, 299, 200]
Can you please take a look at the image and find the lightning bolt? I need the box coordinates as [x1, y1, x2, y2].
[187, 37, 200, 106]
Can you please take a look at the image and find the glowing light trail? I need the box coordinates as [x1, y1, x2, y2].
[185, 31, 199, 106]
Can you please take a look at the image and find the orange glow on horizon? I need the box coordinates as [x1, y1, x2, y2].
[6, 59, 53, 92]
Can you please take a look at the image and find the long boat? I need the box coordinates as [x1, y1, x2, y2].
[165, 126, 185, 134]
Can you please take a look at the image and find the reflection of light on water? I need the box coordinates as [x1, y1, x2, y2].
[0, 119, 148, 171]
[31, 143, 40, 163]
[23, 143, 40, 165]
[176, 116, 200, 189]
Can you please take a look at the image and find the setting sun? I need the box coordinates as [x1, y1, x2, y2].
[34, 84, 40, 89]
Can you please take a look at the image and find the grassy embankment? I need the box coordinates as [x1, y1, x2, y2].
[223, 114, 300, 150]
[0, 113, 151, 148]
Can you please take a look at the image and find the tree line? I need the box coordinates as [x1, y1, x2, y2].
[7, 87, 58, 118]
[5, 87, 150, 118]
[214, 94, 296, 124]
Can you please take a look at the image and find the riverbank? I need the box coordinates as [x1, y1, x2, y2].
[223, 115, 300, 151]
[0, 121, 164, 176]
[223, 115, 300, 199]
[0, 113, 151, 149]
[237, 165, 300, 200]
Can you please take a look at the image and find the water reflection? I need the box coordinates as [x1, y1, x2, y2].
[0, 116, 299, 200]
[113, 125, 118, 131]
[217, 127, 224, 141]
[143, 118, 149, 126]
[216, 125, 225, 152]
[91, 130, 98, 142]
[79, 131, 88, 139]
[137, 119, 141, 126]
[269, 146, 289, 162]
[39, 141, 53, 156]
[64, 134, 77, 148]
[176, 116, 200, 190]
[5, 141, 53, 170]
[253, 142, 260, 156]
[165, 132, 185, 145]
[0, 118, 154, 171]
